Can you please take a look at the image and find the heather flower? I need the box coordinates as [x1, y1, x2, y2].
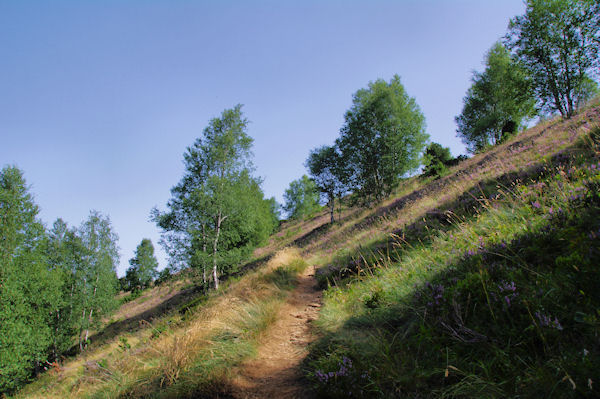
[535, 311, 563, 330]
[498, 281, 518, 308]
[315, 356, 355, 384]
[425, 283, 445, 308]
[498, 281, 516, 293]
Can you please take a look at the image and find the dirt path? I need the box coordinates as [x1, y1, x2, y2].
[229, 265, 322, 399]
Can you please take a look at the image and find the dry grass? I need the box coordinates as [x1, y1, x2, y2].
[12, 248, 306, 399]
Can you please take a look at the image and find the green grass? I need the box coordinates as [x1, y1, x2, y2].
[305, 129, 600, 397]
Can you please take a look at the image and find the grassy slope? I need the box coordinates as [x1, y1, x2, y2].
[12, 102, 599, 398]
[305, 104, 600, 398]
[12, 248, 308, 398]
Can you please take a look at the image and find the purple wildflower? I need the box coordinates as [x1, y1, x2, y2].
[498, 281, 518, 308]
[498, 281, 516, 293]
[535, 311, 563, 330]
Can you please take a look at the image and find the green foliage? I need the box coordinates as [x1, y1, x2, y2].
[0, 166, 61, 393]
[265, 196, 281, 229]
[422, 142, 453, 178]
[155, 266, 173, 285]
[46, 219, 86, 358]
[75, 211, 120, 350]
[575, 76, 600, 110]
[282, 174, 321, 220]
[125, 238, 159, 292]
[306, 145, 347, 223]
[120, 289, 143, 305]
[506, 0, 600, 118]
[153, 105, 277, 290]
[118, 337, 131, 352]
[456, 42, 537, 153]
[337, 75, 428, 205]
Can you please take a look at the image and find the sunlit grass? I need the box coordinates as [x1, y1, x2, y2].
[12, 248, 307, 399]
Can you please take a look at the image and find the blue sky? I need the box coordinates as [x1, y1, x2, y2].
[0, 0, 526, 276]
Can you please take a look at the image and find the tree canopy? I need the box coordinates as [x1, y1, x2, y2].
[337, 75, 428, 205]
[282, 175, 321, 220]
[506, 0, 600, 118]
[306, 145, 346, 223]
[456, 42, 537, 153]
[422, 142, 453, 178]
[125, 238, 159, 292]
[0, 166, 60, 392]
[153, 105, 277, 290]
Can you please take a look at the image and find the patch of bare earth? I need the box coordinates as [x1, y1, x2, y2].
[229, 265, 322, 399]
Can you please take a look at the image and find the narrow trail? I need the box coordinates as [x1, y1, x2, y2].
[229, 265, 322, 399]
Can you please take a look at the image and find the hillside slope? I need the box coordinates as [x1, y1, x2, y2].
[303, 104, 600, 398]
[12, 103, 600, 398]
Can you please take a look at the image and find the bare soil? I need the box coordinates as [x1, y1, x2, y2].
[229, 265, 322, 399]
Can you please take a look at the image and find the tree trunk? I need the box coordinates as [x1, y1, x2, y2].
[329, 192, 335, 224]
[561, 31, 574, 118]
[202, 223, 207, 287]
[53, 309, 60, 361]
[84, 275, 99, 349]
[212, 211, 227, 290]
[79, 307, 86, 352]
[84, 308, 93, 348]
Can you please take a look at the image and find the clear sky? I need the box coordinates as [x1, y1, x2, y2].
[0, 0, 526, 276]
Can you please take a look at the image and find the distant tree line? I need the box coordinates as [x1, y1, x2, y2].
[0, 166, 122, 393]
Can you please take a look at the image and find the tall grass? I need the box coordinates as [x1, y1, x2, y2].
[12, 248, 307, 399]
[305, 120, 600, 397]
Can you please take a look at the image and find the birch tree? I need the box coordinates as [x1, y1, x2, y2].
[77, 211, 119, 350]
[125, 238, 158, 292]
[506, 0, 600, 118]
[306, 145, 346, 223]
[154, 105, 276, 290]
[456, 42, 537, 153]
[337, 75, 428, 205]
[46, 219, 86, 359]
